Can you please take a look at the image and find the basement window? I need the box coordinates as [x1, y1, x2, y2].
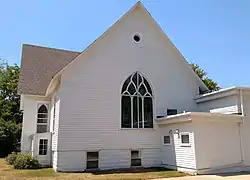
[86, 152, 99, 169]
[131, 150, 141, 167]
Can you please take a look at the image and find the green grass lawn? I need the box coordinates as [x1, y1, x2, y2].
[0, 158, 187, 180]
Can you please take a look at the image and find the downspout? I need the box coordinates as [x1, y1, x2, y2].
[238, 89, 244, 163]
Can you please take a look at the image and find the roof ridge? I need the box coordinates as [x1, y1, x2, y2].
[23, 44, 81, 54]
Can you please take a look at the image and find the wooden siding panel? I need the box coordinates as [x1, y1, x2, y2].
[159, 123, 197, 170]
[198, 95, 239, 114]
[55, 5, 201, 171]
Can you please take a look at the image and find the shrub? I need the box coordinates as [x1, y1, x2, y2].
[5, 152, 18, 165]
[13, 154, 41, 169]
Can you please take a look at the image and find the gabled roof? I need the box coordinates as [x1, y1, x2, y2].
[18, 1, 208, 96]
[18, 44, 80, 95]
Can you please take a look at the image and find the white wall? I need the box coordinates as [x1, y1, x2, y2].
[197, 95, 239, 114]
[21, 95, 50, 153]
[241, 91, 250, 166]
[54, 4, 202, 171]
[159, 123, 197, 173]
[51, 92, 60, 150]
[32, 132, 52, 166]
[194, 121, 242, 171]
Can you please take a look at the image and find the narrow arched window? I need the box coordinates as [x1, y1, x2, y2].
[121, 72, 153, 128]
[37, 104, 49, 133]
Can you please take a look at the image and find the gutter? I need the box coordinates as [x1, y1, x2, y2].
[195, 86, 250, 103]
[238, 89, 245, 163]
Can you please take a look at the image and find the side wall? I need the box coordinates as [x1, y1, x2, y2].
[197, 95, 239, 114]
[194, 121, 242, 172]
[241, 91, 250, 167]
[159, 123, 197, 174]
[21, 95, 50, 153]
[55, 6, 202, 171]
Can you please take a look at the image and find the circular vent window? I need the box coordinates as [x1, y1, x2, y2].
[133, 34, 141, 43]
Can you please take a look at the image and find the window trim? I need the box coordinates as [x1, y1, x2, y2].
[180, 133, 191, 147]
[120, 72, 154, 129]
[163, 135, 171, 146]
[36, 101, 50, 133]
[39, 138, 48, 156]
[86, 151, 99, 170]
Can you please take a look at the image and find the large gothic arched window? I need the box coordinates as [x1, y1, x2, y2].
[121, 72, 153, 128]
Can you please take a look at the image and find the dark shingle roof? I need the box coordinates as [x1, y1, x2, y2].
[18, 44, 80, 95]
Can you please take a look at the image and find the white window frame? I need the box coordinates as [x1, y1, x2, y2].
[180, 133, 191, 147]
[163, 135, 171, 146]
[39, 138, 48, 156]
[36, 101, 50, 133]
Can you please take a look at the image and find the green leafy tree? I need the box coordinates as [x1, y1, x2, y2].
[0, 119, 21, 157]
[0, 59, 22, 157]
[190, 63, 220, 91]
[0, 60, 22, 123]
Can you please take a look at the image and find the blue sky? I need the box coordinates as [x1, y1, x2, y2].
[1, 0, 250, 88]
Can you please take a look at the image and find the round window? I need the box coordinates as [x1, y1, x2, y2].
[133, 34, 141, 43]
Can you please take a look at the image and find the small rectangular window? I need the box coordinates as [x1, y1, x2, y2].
[163, 135, 171, 145]
[86, 152, 99, 169]
[39, 139, 48, 155]
[181, 134, 190, 146]
[167, 109, 177, 116]
[131, 150, 141, 167]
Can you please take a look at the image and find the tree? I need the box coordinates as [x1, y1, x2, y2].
[0, 59, 22, 157]
[190, 63, 220, 92]
[0, 119, 21, 157]
[0, 59, 22, 123]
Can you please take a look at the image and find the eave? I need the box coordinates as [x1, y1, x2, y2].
[155, 112, 243, 125]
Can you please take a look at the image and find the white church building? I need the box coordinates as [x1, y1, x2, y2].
[18, 2, 250, 174]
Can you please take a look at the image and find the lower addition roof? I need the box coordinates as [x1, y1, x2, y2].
[18, 44, 80, 95]
[155, 112, 243, 125]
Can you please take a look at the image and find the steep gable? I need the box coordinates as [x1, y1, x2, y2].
[46, 2, 208, 95]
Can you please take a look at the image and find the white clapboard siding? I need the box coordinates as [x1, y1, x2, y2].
[174, 132, 196, 169]
[210, 105, 238, 114]
[56, 151, 87, 172]
[194, 122, 241, 171]
[142, 148, 162, 167]
[198, 95, 239, 114]
[159, 123, 197, 172]
[99, 150, 131, 169]
[52, 94, 60, 151]
[21, 95, 50, 153]
[54, 4, 202, 171]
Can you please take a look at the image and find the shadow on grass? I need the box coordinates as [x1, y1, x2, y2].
[87, 167, 179, 175]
